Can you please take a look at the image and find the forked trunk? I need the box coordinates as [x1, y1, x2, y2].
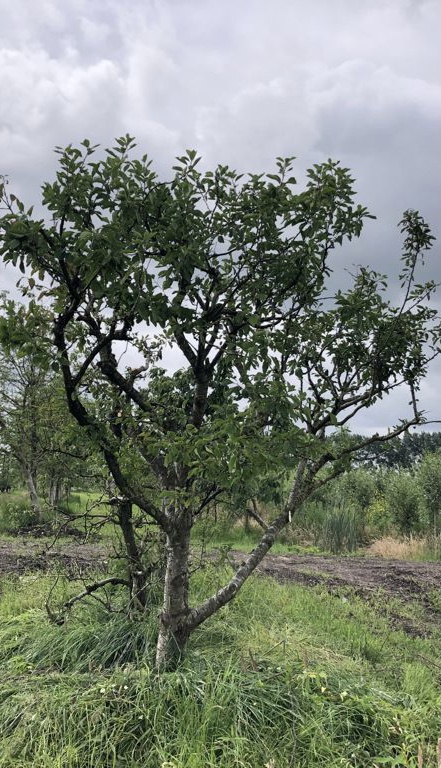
[155, 519, 191, 670]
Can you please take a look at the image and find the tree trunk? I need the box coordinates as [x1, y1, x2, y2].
[49, 477, 62, 507]
[24, 466, 43, 521]
[155, 515, 192, 670]
[116, 499, 148, 612]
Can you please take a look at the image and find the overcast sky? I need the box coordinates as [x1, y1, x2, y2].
[1, 0, 440, 434]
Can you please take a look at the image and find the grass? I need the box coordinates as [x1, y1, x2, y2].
[0, 490, 120, 545]
[0, 563, 439, 767]
[365, 535, 441, 562]
[57, 491, 115, 539]
[0, 495, 439, 765]
[192, 514, 441, 562]
[4, 489, 439, 562]
[191, 515, 322, 556]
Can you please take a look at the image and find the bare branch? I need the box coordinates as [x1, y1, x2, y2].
[47, 577, 130, 625]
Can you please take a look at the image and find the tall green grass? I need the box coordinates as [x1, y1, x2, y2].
[3, 658, 436, 768]
[319, 505, 365, 554]
[0, 566, 439, 767]
[0, 492, 40, 533]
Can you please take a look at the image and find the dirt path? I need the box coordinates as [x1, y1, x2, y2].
[246, 551, 440, 603]
[1, 537, 439, 632]
[0, 538, 110, 578]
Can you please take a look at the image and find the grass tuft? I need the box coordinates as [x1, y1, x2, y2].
[1, 656, 439, 767]
[366, 535, 441, 561]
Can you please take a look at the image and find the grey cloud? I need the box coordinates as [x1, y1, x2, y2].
[0, 0, 439, 431]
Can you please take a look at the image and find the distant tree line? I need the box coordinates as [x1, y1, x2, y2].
[353, 431, 441, 469]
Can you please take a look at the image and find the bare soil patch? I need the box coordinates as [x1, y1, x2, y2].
[0, 538, 110, 579]
[247, 551, 440, 600]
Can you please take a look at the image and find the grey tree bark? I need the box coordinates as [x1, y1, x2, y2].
[155, 511, 192, 669]
[23, 463, 43, 520]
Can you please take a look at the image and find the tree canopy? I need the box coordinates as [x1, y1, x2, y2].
[0, 136, 439, 667]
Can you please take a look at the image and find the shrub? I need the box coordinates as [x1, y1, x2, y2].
[416, 452, 441, 537]
[0, 495, 40, 534]
[366, 494, 394, 537]
[385, 473, 423, 536]
[334, 469, 377, 513]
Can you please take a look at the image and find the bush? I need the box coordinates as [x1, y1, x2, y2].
[385, 473, 423, 536]
[416, 452, 441, 537]
[366, 494, 394, 537]
[334, 469, 377, 513]
[0, 495, 40, 534]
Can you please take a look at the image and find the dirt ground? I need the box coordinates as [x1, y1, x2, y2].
[1, 536, 439, 634]
[0, 537, 111, 579]
[249, 551, 440, 604]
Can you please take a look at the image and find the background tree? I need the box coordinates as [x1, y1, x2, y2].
[0, 346, 52, 517]
[0, 311, 96, 519]
[353, 430, 441, 469]
[416, 451, 441, 537]
[0, 139, 439, 668]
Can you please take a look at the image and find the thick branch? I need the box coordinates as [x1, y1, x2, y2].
[185, 460, 306, 632]
[97, 357, 151, 412]
[247, 499, 269, 531]
[309, 416, 423, 490]
[53, 315, 166, 527]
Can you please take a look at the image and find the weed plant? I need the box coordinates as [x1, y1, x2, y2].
[0, 493, 39, 534]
